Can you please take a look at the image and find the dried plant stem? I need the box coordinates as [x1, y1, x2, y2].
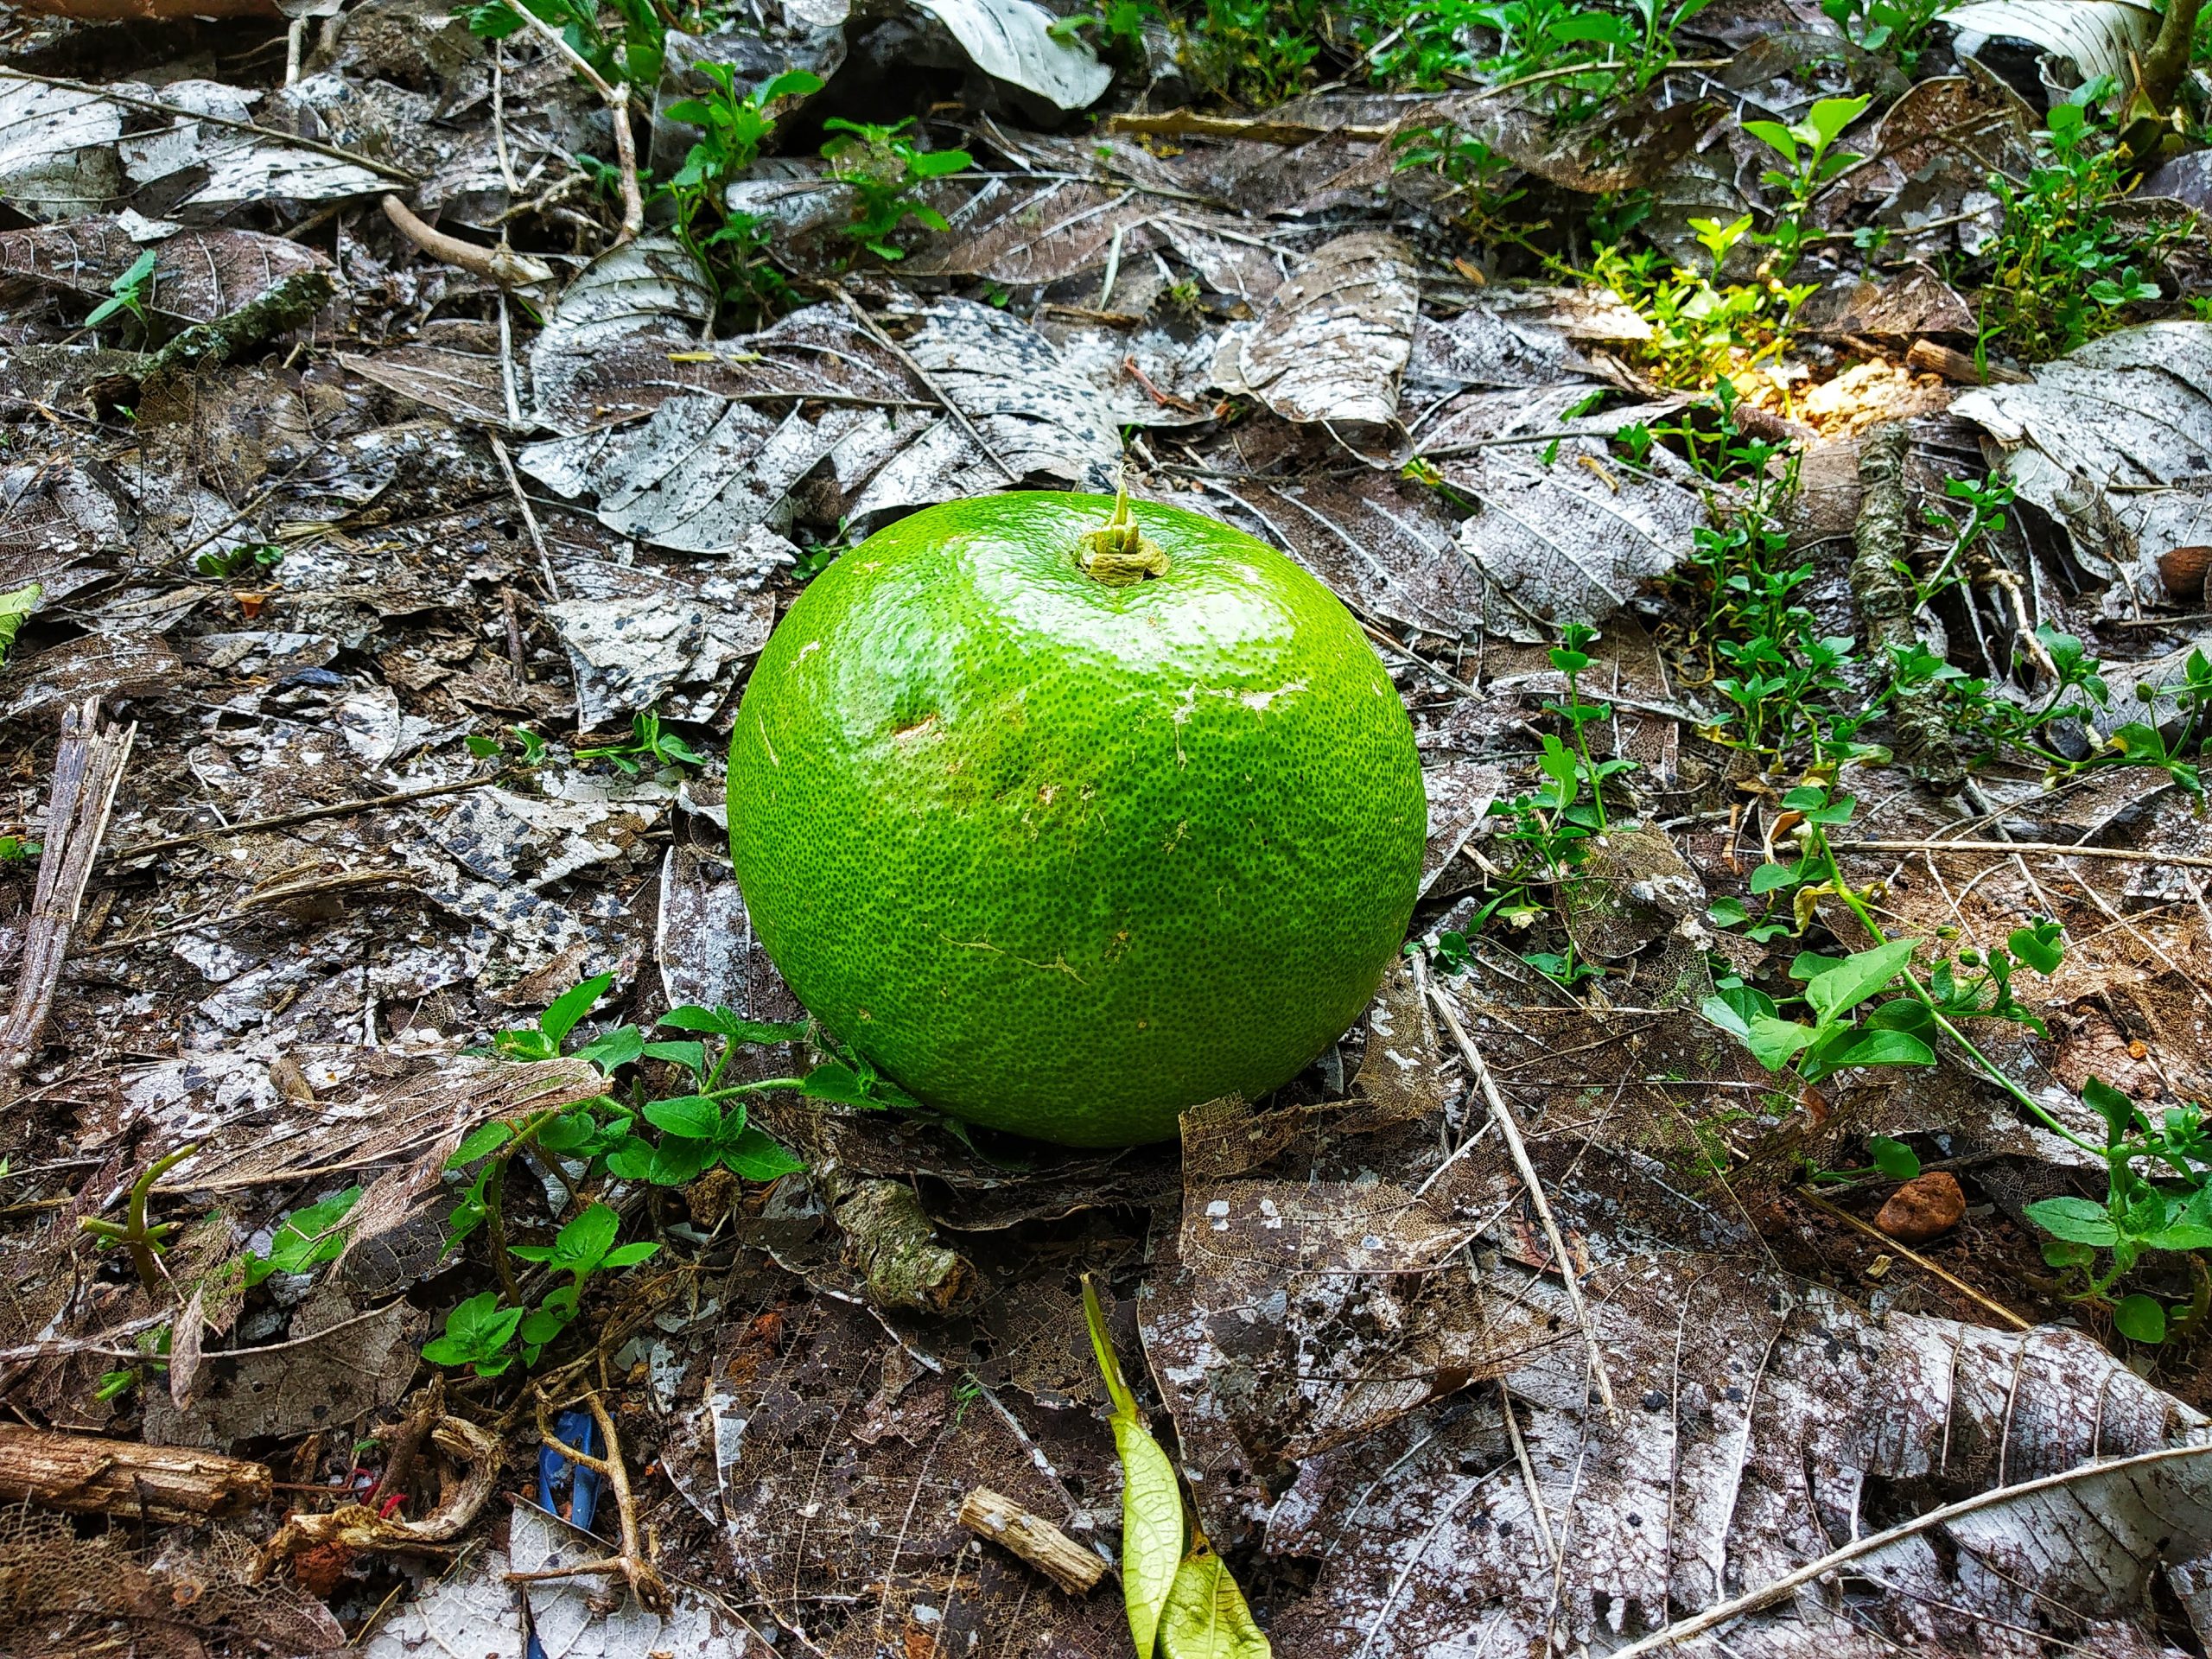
[500, 7, 642, 245]
[510, 1392, 671, 1614]
[1427, 984, 1618, 1423]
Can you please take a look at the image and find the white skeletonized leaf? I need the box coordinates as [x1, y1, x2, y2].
[1939, 0, 2158, 87]
[0, 77, 121, 221]
[1212, 232, 1418, 426]
[908, 0, 1113, 110]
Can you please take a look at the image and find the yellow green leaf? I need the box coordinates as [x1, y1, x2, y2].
[1085, 1274, 1184, 1657]
[1160, 1530, 1272, 1659]
[0, 583, 39, 666]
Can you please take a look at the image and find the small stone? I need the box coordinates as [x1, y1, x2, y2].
[1874, 1173, 1966, 1244]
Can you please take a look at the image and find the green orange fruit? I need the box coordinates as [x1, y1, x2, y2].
[726, 490, 1426, 1147]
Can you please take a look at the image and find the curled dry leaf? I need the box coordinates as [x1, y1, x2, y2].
[1939, 0, 2158, 90]
[1211, 232, 1418, 426]
[0, 77, 122, 222]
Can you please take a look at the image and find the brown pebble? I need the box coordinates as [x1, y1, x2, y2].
[1873, 1173, 1965, 1244]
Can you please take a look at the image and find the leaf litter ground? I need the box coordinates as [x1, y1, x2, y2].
[6, 0, 2212, 1654]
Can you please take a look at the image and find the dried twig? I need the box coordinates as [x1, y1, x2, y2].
[381, 195, 554, 289]
[1610, 1441, 2212, 1656]
[499, 8, 642, 244]
[1, 698, 137, 1096]
[1834, 836, 2212, 872]
[1794, 1186, 2031, 1331]
[1427, 984, 1619, 1423]
[0, 1423, 270, 1522]
[256, 1414, 502, 1579]
[822, 281, 1021, 484]
[958, 1485, 1107, 1593]
[104, 777, 490, 861]
[508, 1392, 671, 1614]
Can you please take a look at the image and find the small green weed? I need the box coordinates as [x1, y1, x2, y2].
[663, 66, 821, 325]
[0, 836, 37, 866]
[86, 250, 157, 331]
[821, 118, 972, 262]
[1743, 94, 1868, 279]
[1819, 0, 1942, 69]
[0, 583, 35, 666]
[2028, 1077, 2212, 1343]
[1807, 1134, 1923, 1185]
[243, 1187, 362, 1287]
[80, 1145, 196, 1293]
[194, 544, 284, 581]
[461, 0, 664, 93]
[505, 1200, 658, 1363]
[96, 1326, 171, 1403]
[465, 725, 550, 768]
[575, 710, 709, 774]
[1979, 103, 2179, 364]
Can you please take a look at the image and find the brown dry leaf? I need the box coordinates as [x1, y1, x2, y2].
[140, 1290, 422, 1449]
[0, 219, 333, 326]
[1211, 232, 1418, 427]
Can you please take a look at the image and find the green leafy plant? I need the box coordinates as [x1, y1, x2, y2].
[1979, 102, 2180, 364]
[465, 725, 550, 767]
[96, 1325, 172, 1403]
[0, 582, 35, 666]
[1084, 1275, 1271, 1657]
[421, 1289, 526, 1377]
[1544, 621, 1630, 833]
[821, 118, 973, 261]
[508, 1200, 658, 1363]
[1818, 0, 1942, 67]
[662, 66, 821, 325]
[1742, 93, 1869, 278]
[1363, 0, 1709, 111]
[1173, 0, 1323, 105]
[86, 250, 157, 330]
[0, 836, 38, 865]
[243, 1187, 362, 1287]
[80, 1144, 196, 1292]
[2026, 1077, 2212, 1343]
[1592, 225, 1814, 388]
[193, 543, 284, 580]
[574, 710, 709, 774]
[1808, 1134, 1923, 1185]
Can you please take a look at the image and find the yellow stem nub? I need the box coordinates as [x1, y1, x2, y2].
[1077, 486, 1170, 587]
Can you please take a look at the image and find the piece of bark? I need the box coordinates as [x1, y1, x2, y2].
[1850, 423, 1964, 788]
[0, 698, 137, 1103]
[820, 1168, 979, 1316]
[958, 1485, 1107, 1594]
[143, 270, 338, 382]
[0, 1422, 270, 1521]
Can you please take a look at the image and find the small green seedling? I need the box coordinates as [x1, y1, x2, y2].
[422, 1290, 526, 1377]
[0, 836, 37, 865]
[243, 1187, 362, 1287]
[96, 1325, 172, 1403]
[194, 544, 283, 580]
[2026, 1077, 2212, 1343]
[820, 118, 973, 261]
[1808, 1135, 1922, 1185]
[465, 726, 550, 767]
[575, 710, 708, 774]
[0, 583, 39, 665]
[1744, 95, 1870, 276]
[86, 251, 158, 329]
[507, 1200, 658, 1362]
[81, 1144, 196, 1292]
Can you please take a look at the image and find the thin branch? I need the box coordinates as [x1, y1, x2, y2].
[1834, 837, 2212, 873]
[1609, 1442, 2212, 1657]
[499, 5, 641, 244]
[1427, 983, 1619, 1423]
[512, 1392, 670, 1613]
[1794, 1186, 2031, 1332]
[381, 195, 554, 288]
[103, 777, 491, 861]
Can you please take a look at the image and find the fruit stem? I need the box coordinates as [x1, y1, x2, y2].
[1077, 486, 1171, 587]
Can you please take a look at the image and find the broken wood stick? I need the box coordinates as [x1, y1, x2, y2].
[0, 698, 137, 1099]
[958, 1485, 1107, 1594]
[143, 270, 338, 380]
[0, 1422, 270, 1521]
[1848, 423, 1964, 789]
[381, 195, 555, 289]
[1905, 339, 2031, 386]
